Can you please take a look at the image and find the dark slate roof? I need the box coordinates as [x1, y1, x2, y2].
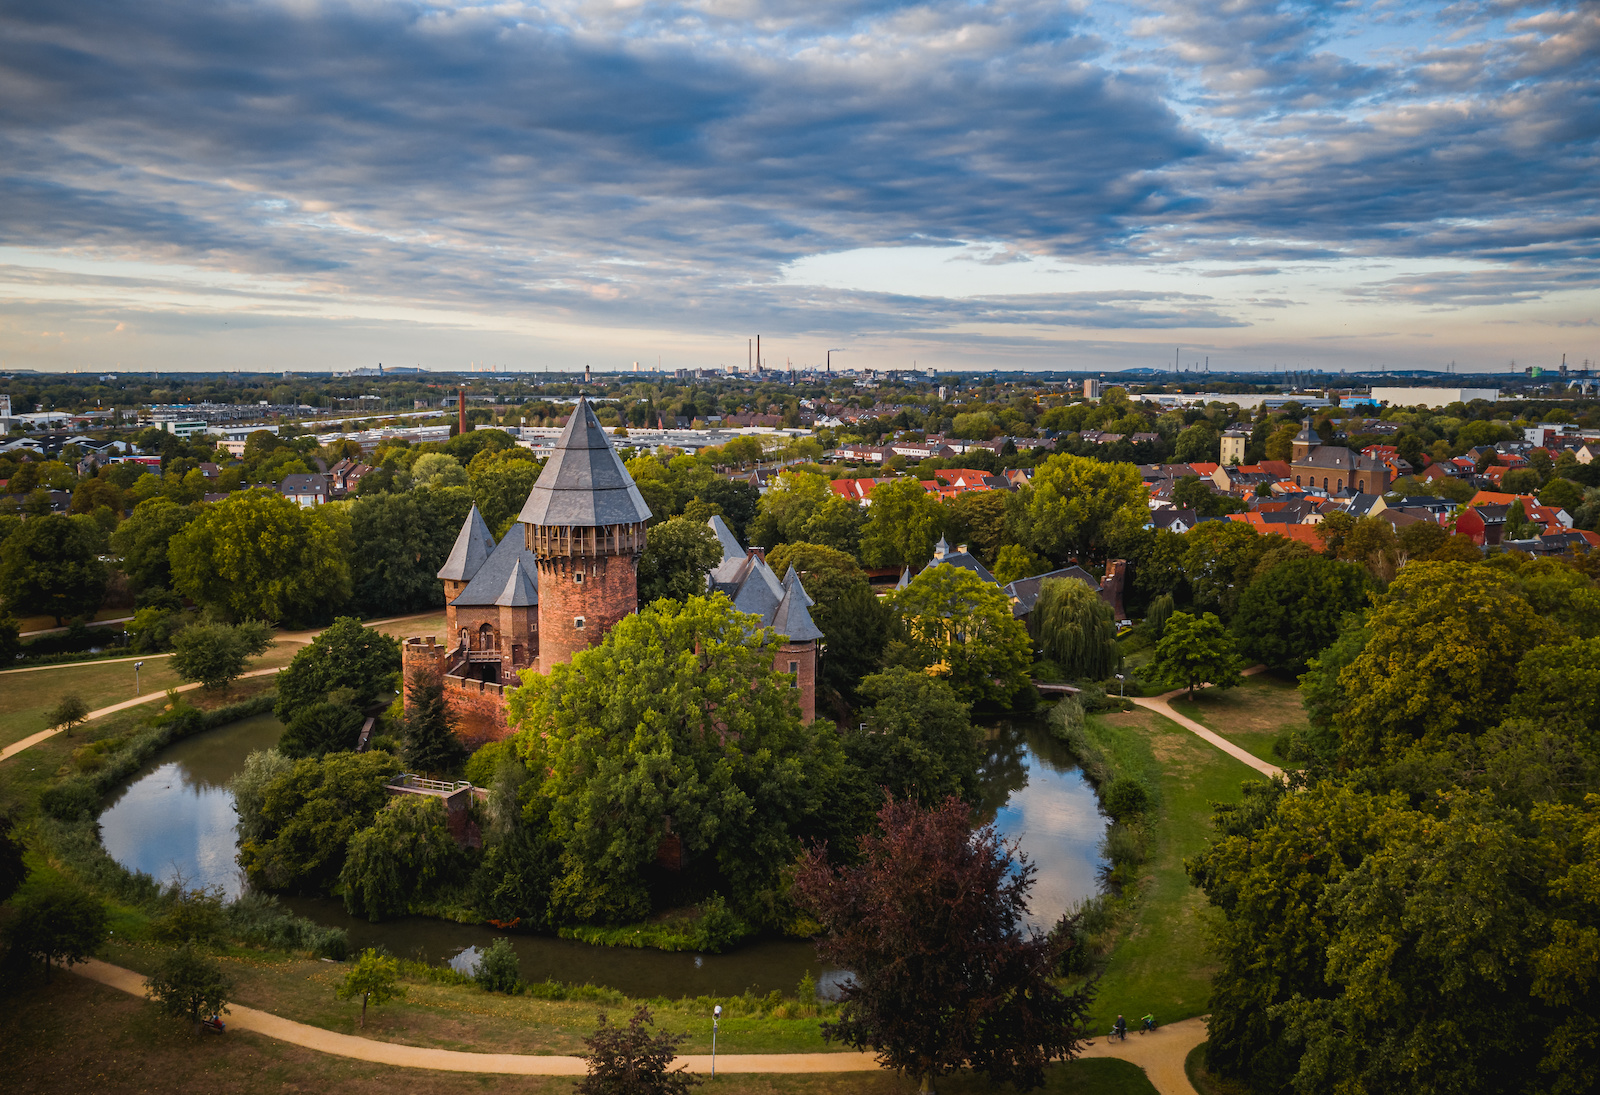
[1151, 508, 1197, 531]
[708, 515, 748, 589]
[770, 585, 824, 642]
[453, 523, 539, 607]
[1294, 419, 1321, 446]
[1004, 567, 1101, 617]
[781, 566, 814, 608]
[518, 396, 653, 527]
[280, 473, 328, 494]
[925, 537, 997, 585]
[438, 504, 496, 582]
[731, 554, 786, 619]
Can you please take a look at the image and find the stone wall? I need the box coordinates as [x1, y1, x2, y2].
[442, 675, 512, 748]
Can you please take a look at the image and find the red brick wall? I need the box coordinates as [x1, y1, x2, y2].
[442, 676, 512, 748]
[536, 554, 637, 669]
[402, 637, 446, 686]
[775, 639, 817, 723]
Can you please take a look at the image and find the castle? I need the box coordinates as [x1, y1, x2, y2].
[402, 396, 820, 745]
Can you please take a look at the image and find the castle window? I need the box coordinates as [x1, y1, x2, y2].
[574, 616, 586, 630]
[789, 660, 799, 686]
[574, 572, 584, 583]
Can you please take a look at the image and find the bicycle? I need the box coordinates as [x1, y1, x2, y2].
[1139, 1014, 1157, 1034]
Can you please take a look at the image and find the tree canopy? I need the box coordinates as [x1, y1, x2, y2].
[792, 796, 1091, 1093]
[888, 565, 1032, 707]
[1149, 610, 1244, 700]
[1033, 577, 1118, 680]
[169, 488, 350, 625]
[506, 594, 849, 926]
[0, 513, 107, 624]
[859, 478, 946, 569]
[845, 667, 980, 808]
[1007, 453, 1147, 565]
[1232, 556, 1371, 672]
[239, 750, 403, 893]
[636, 516, 722, 604]
[273, 617, 400, 724]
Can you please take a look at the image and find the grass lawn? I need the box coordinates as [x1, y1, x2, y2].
[1087, 707, 1267, 1032]
[1168, 674, 1308, 767]
[0, 643, 296, 750]
[2, 972, 1157, 1095]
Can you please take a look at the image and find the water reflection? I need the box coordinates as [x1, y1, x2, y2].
[100, 712, 285, 899]
[102, 711, 1106, 994]
[977, 719, 1109, 932]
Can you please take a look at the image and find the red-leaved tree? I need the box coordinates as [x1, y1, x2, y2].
[792, 796, 1093, 1093]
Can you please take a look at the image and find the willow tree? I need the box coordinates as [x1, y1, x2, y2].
[1034, 578, 1118, 680]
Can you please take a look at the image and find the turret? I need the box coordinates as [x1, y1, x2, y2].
[518, 396, 653, 669]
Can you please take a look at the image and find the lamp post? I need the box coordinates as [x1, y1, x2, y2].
[712, 1004, 721, 1077]
[1117, 673, 1125, 698]
[134, 661, 144, 696]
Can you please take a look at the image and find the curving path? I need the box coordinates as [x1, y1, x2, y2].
[1129, 676, 1282, 779]
[0, 611, 438, 764]
[72, 958, 1205, 1091]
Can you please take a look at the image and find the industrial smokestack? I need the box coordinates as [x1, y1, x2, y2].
[457, 390, 466, 436]
[756, 335, 761, 374]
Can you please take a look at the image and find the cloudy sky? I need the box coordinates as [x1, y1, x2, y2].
[0, 0, 1595, 375]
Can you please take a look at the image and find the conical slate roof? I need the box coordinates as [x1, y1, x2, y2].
[731, 553, 786, 619]
[438, 504, 495, 582]
[770, 585, 824, 642]
[454, 523, 540, 607]
[781, 566, 814, 607]
[708, 515, 747, 589]
[518, 396, 653, 527]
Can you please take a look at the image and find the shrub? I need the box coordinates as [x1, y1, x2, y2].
[473, 937, 521, 994]
[1101, 778, 1150, 822]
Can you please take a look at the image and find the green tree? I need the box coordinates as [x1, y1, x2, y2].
[1232, 557, 1371, 672]
[1539, 476, 1585, 512]
[228, 748, 294, 846]
[859, 478, 945, 569]
[2, 875, 109, 979]
[992, 544, 1050, 585]
[1504, 498, 1539, 540]
[467, 449, 543, 534]
[1334, 562, 1554, 762]
[747, 470, 832, 548]
[506, 594, 845, 925]
[0, 813, 27, 906]
[401, 673, 467, 777]
[144, 944, 233, 1033]
[1033, 577, 1118, 680]
[348, 488, 472, 617]
[239, 751, 403, 893]
[1181, 521, 1268, 619]
[341, 798, 465, 921]
[168, 619, 274, 690]
[1148, 610, 1244, 700]
[274, 617, 400, 724]
[411, 452, 467, 489]
[278, 699, 366, 760]
[169, 488, 350, 625]
[845, 668, 979, 807]
[1174, 421, 1220, 463]
[792, 796, 1092, 1094]
[578, 1007, 702, 1095]
[636, 516, 721, 604]
[109, 498, 198, 592]
[0, 513, 107, 624]
[335, 948, 406, 1027]
[46, 692, 89, 738]
[943, 490, 1011, 566]
[800, 493, 867, 555]
[888, 566, 1032, 707]
[768, 543, 892, 698]
[1008, 454, 1147, 565]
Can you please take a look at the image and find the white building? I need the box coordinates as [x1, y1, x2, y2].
[1369, 387, 1500, 409]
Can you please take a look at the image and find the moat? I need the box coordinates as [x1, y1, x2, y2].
[101, 713, 1108, 998]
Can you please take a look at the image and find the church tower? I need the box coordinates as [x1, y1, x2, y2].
[518, 396, 653, 669]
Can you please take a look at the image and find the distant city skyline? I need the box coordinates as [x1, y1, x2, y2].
[0, 2, 1594, 374]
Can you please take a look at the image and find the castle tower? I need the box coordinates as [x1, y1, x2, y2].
[438, 504, 495, 634]
[518, 396, 652, 669]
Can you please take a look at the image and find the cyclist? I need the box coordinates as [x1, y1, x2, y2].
[1141, 1014, 1156, 1034]
[1113, 1014, 1127, 1041]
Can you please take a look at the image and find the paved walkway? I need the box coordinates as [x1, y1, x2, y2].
[1130, 677, 1282, 778]
[0, 651, 172, 676]
[72, 958, 1203, 1091]
[0, 666, 281, 764]
[20, 616, 134, 638]
[0, 611, 438, 764]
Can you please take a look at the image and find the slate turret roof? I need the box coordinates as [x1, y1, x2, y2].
[703, 517, 823, 644]
[453, 523, 540, 607]
[439, 504, 496, 582]
[518, 396, 653, 527]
